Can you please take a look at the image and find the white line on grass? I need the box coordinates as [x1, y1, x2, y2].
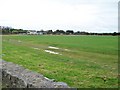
[45, 50, 62, 55]
[48, 46, 59, 49]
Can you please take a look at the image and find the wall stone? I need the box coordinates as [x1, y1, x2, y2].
[0, 60, 72, 88]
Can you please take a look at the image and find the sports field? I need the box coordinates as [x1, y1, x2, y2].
[2, 35, 118, 88]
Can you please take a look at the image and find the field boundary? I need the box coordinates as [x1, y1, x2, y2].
[0, 60, 70, 88]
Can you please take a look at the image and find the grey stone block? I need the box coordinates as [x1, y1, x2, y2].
[1, 60, 70, 88]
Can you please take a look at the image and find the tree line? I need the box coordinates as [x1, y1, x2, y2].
[0, 26, 120, 36]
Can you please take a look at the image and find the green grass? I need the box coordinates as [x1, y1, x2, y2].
[2, 35, 118, 88]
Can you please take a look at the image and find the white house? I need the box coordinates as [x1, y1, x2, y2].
[27, 30, 38, 35]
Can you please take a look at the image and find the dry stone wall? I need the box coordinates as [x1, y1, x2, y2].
[0, 60, 74, 89]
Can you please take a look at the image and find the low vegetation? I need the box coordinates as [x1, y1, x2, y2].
[0, 26, 119, 35]
[2, 35, 118, 88]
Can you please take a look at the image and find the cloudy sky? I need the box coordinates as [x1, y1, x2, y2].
[0, 0, 118, 32]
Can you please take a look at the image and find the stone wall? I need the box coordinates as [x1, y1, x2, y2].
[0, 60, 74, 88]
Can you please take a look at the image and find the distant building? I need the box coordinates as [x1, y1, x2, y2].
[27, 30, 44, 35]
[37, 31, 44, 35]
[27, 30, 38, 35]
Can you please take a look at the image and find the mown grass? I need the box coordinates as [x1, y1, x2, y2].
[2, 35, 118, 88]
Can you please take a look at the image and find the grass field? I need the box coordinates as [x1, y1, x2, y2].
[2, 35, 118, 88]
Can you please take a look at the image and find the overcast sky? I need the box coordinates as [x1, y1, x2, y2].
[0, 0, 119, 32]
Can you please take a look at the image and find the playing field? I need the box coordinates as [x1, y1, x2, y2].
[2, 35, 118, 88]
